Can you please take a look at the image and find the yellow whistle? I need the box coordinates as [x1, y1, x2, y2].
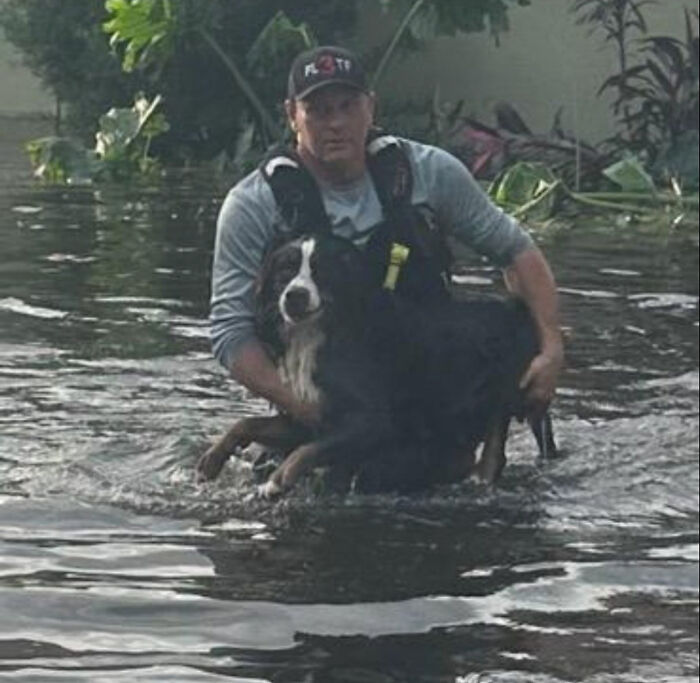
[383, 242, 410, 290]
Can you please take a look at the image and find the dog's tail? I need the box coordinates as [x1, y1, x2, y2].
[529, 411, 557, 459]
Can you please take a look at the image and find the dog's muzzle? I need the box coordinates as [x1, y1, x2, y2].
[281, 286, 318, 323]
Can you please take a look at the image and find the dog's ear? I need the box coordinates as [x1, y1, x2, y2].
[254, 233, 292, 300]
[254, 234, 295, 355]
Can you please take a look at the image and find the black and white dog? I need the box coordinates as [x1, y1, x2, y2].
[196, 234, 555, 496]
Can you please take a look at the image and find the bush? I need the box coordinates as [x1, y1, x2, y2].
[2, 0, 529, 163]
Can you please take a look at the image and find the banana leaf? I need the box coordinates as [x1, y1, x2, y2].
[26, 137, 102, 184]
[489, 162, 559, 219]
[602, 155, 657, 193]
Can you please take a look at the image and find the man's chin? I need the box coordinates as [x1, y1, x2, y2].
[321, 150, 353, 166]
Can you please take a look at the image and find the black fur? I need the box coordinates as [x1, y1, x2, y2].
[253, 234, 555, 493]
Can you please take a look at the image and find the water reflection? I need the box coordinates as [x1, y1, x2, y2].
[0, 121, 697, 681]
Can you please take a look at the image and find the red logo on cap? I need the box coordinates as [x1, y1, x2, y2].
[316, 54, 336, 75]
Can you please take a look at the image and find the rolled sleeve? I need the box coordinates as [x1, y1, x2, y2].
[209, 174, 279, 370]
[413, 143, 534, 266]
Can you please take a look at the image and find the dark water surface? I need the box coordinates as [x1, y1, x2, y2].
[0, 119, 698, 682]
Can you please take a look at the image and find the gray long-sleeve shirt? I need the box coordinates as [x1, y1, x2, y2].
[210, 137, 534, 370]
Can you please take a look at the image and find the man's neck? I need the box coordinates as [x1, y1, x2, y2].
[297, 147, 366, 188]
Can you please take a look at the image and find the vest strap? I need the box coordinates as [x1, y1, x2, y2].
[260, 147, 331, 235]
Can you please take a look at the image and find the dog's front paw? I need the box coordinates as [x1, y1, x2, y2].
[257, 479, 284, 500]
[195, 448, 230, 483]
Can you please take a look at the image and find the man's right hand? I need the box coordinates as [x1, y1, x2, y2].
[230, 340, 321, 427]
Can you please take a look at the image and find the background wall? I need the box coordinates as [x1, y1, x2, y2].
[0, 33, 53, 114]
[375, 0, 694, 145]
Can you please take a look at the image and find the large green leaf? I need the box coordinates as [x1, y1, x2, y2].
[602, 155, 657, 193]
[489, 162, 558, 219]
[26, 137, 102, 184]
[94, 94, 164, 160]
[25, 94, 167, 183]
[246, 10, 315, 78]
[103, 0, 175, 72]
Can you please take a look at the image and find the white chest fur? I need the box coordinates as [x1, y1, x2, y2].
[279, 323, 325, 404]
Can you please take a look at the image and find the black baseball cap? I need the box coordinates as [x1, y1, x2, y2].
[287, 46, 368, 100]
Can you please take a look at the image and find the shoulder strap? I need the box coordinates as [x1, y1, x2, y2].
[259, 135, 414, 237]
[367, 134, 453, 290]
[366, 134, 413, 214]
[259, 147, 331, 236]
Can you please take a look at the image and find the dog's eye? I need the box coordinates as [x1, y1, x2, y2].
[273, 268, 295, 289]
[272, 253, 301, 278]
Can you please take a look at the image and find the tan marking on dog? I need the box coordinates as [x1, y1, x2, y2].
[279, 321, 325, 405]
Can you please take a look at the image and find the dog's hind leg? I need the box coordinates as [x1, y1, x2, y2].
[259, 415, 393, 498]
[196, 414, 308, 482]
[529, 411, 557, 459]
[473, 414, 510, 484]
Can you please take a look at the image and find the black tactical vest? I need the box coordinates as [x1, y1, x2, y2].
[259, 134, 452, 304]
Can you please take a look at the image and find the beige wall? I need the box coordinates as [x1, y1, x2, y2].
[0, 30, 53, 114]
[376, 0, 695, 144]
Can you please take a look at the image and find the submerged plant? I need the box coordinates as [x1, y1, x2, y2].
[27, 93, 169, 183]
[489, 158, 697, 228]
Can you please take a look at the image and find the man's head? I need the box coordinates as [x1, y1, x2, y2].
[285, 46, 375, 181]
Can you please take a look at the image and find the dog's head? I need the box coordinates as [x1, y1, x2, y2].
[255, 234, 369, 350]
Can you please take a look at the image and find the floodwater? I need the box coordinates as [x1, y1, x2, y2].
[0, 119, 698, 682]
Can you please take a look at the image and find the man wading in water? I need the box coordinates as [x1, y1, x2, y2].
[198, 45, 563, 481]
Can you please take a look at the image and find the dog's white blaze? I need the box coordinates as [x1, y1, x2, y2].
[279, 238, 321, 324]
[280, 323, 324, 404]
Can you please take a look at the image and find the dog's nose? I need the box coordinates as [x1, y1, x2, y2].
[283, 287, 311, 320]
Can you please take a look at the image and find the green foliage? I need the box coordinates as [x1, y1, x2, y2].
[26, 94, 169, 183]
[372, 0, 530, 88]
[98, 0, 356, 158]
[625, 10, 699, 159]
[572, 0, 699, 183]
[488, 158, 697, 228]
[489, 162, 559, 220]
[26, 137, 101, 184]
[3, 0, 530, 164]
[426, 0, 531, 39]
[0, 0, 356, 160]
[381, 0, 530, 40]
[602, 155, 656, 193]
[103, 0, 176, 72]
[573, 0, 650, 147]
[102, 1, 319, 153]
[246, 10, 315, 78]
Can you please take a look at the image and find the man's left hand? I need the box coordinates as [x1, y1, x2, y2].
[519, 346, 564, 417]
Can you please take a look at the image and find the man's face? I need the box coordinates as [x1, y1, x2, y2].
[286, 85, 375, 170]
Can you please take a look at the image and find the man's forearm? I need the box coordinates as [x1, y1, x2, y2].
[505, 246, 563, 355]
[229, 339, 319, 424]
[230, 340, 295, 408]
[504, 245, 563, 412]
